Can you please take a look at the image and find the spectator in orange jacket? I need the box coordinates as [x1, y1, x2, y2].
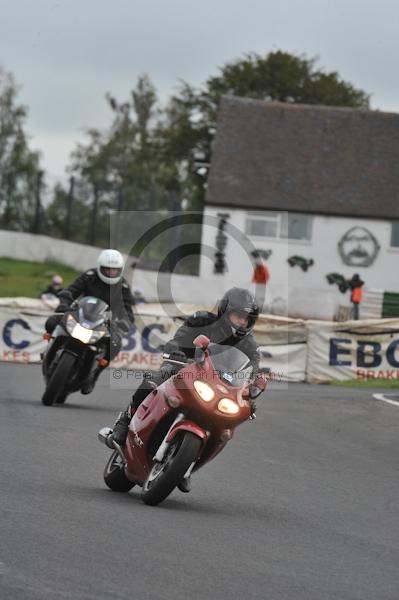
[252, 252, 270, 311]
[348, 273, 364, 320]
[252, 254, 270, 285]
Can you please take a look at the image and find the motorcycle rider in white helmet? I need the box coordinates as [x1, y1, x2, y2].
[45, 249, 134, 394]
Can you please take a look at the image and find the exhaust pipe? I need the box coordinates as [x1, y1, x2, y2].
[98, 426, 127, 464]
[98, 427, 113, 445]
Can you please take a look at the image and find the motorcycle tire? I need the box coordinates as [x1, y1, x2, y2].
[141, 432, 202, 506]
[41, 352, 75, 406]
[55, 393, 68, 404]
[103, 450, 135, 493]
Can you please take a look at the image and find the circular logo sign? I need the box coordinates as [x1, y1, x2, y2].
[338, 226, 380, 267]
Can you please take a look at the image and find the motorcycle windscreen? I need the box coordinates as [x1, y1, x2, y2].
[207, 343, 253, 388]
[77, 296, 109, 328]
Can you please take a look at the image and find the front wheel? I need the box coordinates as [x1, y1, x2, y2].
[141, 432, 202, 506]
[103, 450, 135, 492]
[55, 393, 68, 404]
[41, 352, 75, 406]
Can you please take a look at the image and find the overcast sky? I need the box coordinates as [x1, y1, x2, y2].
[1, 0, 398, 186]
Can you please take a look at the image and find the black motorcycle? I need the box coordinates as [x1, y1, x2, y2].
[41, 296, 111, 406]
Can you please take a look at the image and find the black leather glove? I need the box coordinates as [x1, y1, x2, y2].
[109, 322, 123, 347]
[57, 303, 70, 314]
[166, 350, 186, 362]
[115, 319, 130, 335]
[163, 340, 179, 354]
[45, 315, 60, 333]
[57, 290, 73, 312]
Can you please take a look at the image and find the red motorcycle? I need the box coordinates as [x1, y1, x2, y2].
[98, 335, 266, 506]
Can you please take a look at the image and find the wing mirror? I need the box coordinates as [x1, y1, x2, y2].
[193, 335, 210, 350]
[249, 374, 267, 399]
[194, 346, 206, 366]
[193, 335, 210, 366]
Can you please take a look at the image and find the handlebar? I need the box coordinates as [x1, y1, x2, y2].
[162, 354, 195, 366]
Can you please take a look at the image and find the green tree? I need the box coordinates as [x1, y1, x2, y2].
[45, 181, 91, 243]
[204, 51, 369, 108]
[0, 67, 42, 230]
[60, 75, 168, 245]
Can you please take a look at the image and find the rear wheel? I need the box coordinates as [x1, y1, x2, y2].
[41, 352, 75, 406]
[103, 450, 135, 492]
[141, 432, 202, 506]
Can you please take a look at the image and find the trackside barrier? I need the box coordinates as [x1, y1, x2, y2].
[1, 299, 398, 383]
[306, 318, 399, 383]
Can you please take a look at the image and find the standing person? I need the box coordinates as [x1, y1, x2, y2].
[348, 273, 364, 320]
[252, 252, 270, 311]
[45, 249, 134, 393]
[41, 274, 64, 297]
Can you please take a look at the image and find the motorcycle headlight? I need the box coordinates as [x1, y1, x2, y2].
[218, 398, 240, 415]
[193, 380, 215, 402]
[66, 314, 77, 334]
[66, 315, 106, 344]
[70, 322, 94, 344]
[88, 329, 106, 343]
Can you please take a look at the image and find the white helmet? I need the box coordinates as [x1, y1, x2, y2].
[97, 249, 124, 285]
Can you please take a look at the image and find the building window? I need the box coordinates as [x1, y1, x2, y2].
[391, 222, 399, 247]
[246, 212, 312, 241]
[246, 212, 279, 238]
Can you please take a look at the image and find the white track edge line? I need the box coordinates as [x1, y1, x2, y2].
[373, 393, 399, 407]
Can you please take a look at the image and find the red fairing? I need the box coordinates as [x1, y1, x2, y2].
[166, 420, 210, 444]
[116, 345, 254, 491]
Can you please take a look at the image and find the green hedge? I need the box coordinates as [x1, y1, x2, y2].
[382, 292, 399, 318]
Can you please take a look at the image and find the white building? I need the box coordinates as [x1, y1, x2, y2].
[200, 98, 399, 319]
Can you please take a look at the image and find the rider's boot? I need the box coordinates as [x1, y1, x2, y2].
[106, 406, 134, 448]
[106, 377, 158, 448]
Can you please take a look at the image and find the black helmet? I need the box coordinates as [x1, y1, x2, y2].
[217, 287, 259, 338]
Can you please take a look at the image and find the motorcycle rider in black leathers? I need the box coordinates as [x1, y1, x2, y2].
[108, 287, 261, 492]
[45, 249, 134, 394]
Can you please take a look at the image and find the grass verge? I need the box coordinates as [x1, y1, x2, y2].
[0, 257, 80, 297]
[329, 379, 399, 389]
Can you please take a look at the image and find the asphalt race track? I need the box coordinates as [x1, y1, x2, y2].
[1, 363, 399, 600]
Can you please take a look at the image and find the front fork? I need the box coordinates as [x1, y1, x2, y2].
[153, 413, 185, 462]
[153, 413, 209, 478]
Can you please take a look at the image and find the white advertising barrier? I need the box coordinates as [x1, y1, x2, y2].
[0, 299, 307, 381]
[0, 300, 183, 369]
[258, 342, 306, 382]
[111, 310, 307, 380]
[306, 318, 399, 383]
[255, 314, 307, 382]
[0, 306, 47, 363]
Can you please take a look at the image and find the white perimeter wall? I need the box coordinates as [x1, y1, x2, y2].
[0, 230, 133, 273]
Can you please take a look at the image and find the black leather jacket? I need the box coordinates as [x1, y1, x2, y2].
[164, 311, 260, 375]
[58, 269, 134, 333]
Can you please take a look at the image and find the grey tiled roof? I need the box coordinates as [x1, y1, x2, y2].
[206, 97, 399, 219]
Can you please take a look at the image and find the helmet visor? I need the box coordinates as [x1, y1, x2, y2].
[100, 266, 122, 279]
[227, 310, 249, 329]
